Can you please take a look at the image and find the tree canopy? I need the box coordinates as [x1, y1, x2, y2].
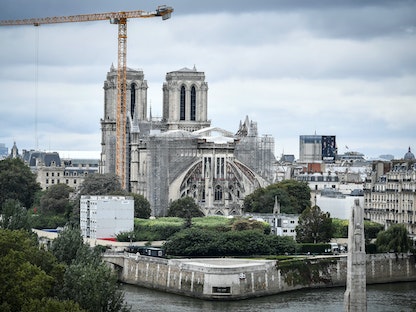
[130, 193, 151, 219]
[243, 180, 311, 214]
[50, 227, 130, 311]
[0, 228, 130, 311]
[0, 199, 31, 231]
[375, 224, 412, 253]
[0, 158, 41, 209]
[167, 197, 204, 227]
[0, 229, 66, 312]
[295, 205, 333, 243]
[164, 227, 296, 257]
[39, 183, 73, 215]
[79, 173, 124, 196]
[50, 227, 85, 266]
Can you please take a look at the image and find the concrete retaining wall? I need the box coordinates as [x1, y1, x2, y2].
[103, 253, 416, 300]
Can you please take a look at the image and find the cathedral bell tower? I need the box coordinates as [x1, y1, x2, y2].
[99, 64, 148, 178]
[162, 66, 210, 132]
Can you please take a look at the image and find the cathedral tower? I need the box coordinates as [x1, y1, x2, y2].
[100, 65, 148, 176]
[162, 67, 210, 131]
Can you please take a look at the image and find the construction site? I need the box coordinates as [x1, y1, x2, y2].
[1, 6, 277, 217]
[100, 65, 276, 216]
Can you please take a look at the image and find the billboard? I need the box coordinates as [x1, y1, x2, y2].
[322, 136, 336, 162]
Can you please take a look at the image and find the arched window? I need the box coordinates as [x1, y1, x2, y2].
[180, 85, 186, 120]
[214, 185, 223, 201]
[130, 83, 136, 119]
[190, 86, 196, 121]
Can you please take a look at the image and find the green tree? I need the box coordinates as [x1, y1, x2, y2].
[40, 183, 74, 215]
[375, 224, 412, 253]
[295, 205, 333, 243]
[0, 228, 129, 312]
[50, 227, 84, 265]
[130, 193, 151, 219]
[0, 229, 60, 312]
[332, 218, 349, 238]
[268, 235, 297, 255]
[167, 197, 204, 227]
[164, 228, 279, 257]
[277, 180, 311, 214]
[0, 199, 31, 230]
[60, 263, 129, 312]
[79, 173, 124, 196]
[22, 298, 85, 312]
[332, 219, 385, 242]
[0, 158, 41, 209]
[243, 180, 311, 214]
[0, 252, 55, 312]
[50, 227, 131, 311]
[364, 221, 385, 241]
[230, 217, 270, 234]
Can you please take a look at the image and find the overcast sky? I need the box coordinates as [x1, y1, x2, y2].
[0, 0, 415, 159]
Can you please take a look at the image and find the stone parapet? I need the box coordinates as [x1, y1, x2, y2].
[103, 253, 416, 300]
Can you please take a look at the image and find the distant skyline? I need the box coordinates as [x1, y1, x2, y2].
[0, 0, 415, 159]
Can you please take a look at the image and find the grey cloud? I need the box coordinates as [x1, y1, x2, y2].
[303, 5, 416, 40]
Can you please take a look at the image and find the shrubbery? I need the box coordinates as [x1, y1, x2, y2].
[117, 217, 184, 241]
[117, 216, 271, 242]
[164, 228, 296, 257]
[332, 218, 384, 241]
[332, 219, 349, 238]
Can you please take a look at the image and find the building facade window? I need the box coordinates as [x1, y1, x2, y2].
[130, 83, 136, 119]
[190, 85, 196, 121]
[180, 85, 186, 120]
[214, 185, 223, 201]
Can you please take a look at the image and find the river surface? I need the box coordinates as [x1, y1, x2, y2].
[121, 281, 416, 312]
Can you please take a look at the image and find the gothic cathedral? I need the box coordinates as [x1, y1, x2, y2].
[100, 65, 275, 216]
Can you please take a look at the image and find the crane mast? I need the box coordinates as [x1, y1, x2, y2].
[0, 6, 173, 189]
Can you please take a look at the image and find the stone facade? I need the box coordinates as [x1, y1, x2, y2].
[12, 148, 98, 191]
[100, 66, 276, 216]
[103, 253, 416, 300]
[364, 160, 416, 241]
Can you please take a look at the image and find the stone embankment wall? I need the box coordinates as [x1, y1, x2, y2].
[103, 253, 416, 300]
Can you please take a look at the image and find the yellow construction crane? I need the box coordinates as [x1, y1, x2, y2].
[0, 6, 173, 189]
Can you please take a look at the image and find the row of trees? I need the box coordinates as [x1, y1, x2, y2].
[0, 158, 151, 230]
[1, 158, 412, 255]
[163, 220, 412, 257]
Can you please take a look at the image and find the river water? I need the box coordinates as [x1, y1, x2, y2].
[121, 281, 416, 312]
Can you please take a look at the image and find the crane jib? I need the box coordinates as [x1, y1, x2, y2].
[0, 7, 173, 26]
[0, 6, 173, 190]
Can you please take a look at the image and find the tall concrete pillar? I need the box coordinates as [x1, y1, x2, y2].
[344, 199, 367, 311]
